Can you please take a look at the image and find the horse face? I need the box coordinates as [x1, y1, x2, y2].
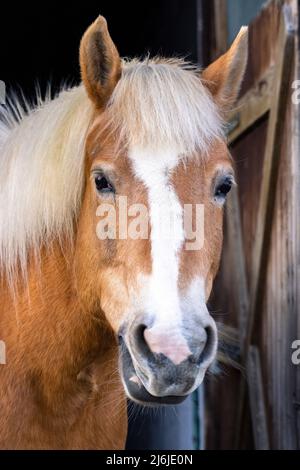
[82, 141, 233, 404]
[78, 17, 248, 405]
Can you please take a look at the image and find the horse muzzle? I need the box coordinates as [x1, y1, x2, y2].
[118, 316, 218, 405]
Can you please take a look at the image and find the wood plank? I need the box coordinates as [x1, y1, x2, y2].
[240, 0, 282, 95]
[226, 187, 249, 347]
[245, 5, 296, 361]
[284, 0, 300, 449]
[227, 67, 274, 144]
[295, 4, 300, 448]
[225, 169, 270, 450]
[247, 347, 270, 449]
[196, 0, 205, 66]
[235, 5, 296, 448]
[213, 0, 228, 57]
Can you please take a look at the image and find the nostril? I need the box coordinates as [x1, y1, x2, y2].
[135, 324, 151, 357]
[198, 326, 216, 365]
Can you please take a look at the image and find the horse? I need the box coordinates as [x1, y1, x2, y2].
[0, 17, 248, 449]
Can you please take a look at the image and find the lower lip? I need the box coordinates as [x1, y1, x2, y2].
[119, 339, 188, 406]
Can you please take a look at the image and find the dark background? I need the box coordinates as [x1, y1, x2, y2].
[0, 1, 199, 99]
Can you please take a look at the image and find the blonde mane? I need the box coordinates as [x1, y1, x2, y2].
[0, 86, 93, 280]
[109, 57, 223, 154]
[0, 57, 223, 280]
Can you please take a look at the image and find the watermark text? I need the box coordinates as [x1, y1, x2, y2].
[292, 340, 300, 365]
[96, 196, 205, 251]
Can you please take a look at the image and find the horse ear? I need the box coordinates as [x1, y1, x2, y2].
[202, 27, 248, 112]
[80, 16, 122, 109]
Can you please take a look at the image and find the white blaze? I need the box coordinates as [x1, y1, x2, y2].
[129, 147, 191, 364]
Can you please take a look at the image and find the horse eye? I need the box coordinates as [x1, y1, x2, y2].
[95, 175, 114, 194]
[214, 177, 233, 203]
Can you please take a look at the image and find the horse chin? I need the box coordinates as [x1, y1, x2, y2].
[119, 339, 188, 406]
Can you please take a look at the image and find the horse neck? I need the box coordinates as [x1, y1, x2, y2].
[1, 240, 118, 405]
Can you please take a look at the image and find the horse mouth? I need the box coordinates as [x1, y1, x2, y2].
[118, 338, 187, 406]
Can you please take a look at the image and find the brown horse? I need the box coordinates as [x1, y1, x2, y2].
[0, 17, 248, 449]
